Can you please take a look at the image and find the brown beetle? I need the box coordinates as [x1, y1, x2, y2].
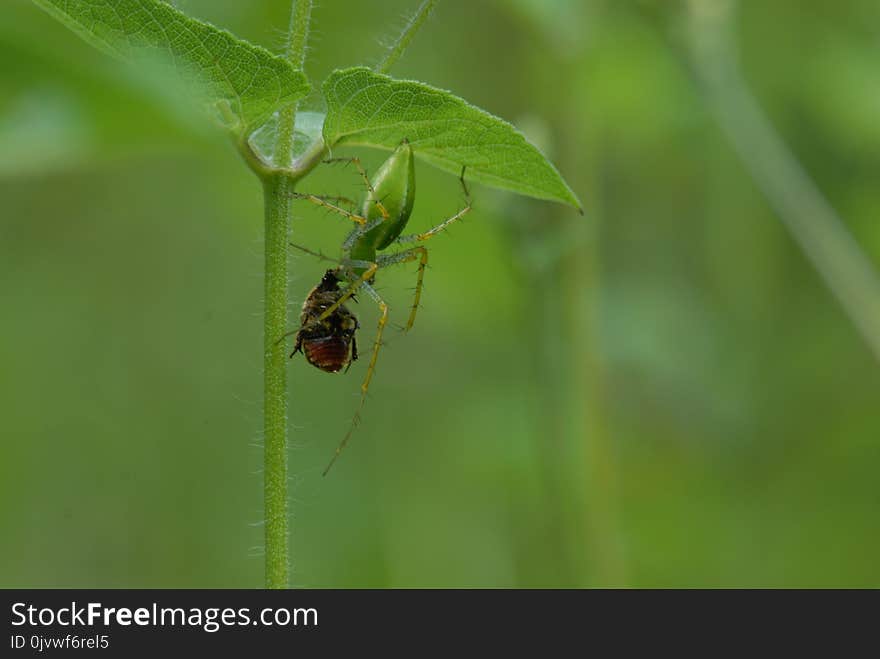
[291, 269, 359, 373]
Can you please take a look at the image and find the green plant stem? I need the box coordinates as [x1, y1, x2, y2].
[285, 0, 312, 68]
[262, 173, 291, 590]
[276, 0, 313, 169]
[376, 0, 436, 74]
[261, 0, 313, 591]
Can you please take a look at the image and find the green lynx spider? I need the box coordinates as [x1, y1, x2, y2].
[286, 139, 471, 475]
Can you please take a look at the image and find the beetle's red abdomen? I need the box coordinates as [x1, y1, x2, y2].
[302, 336, 352, 373]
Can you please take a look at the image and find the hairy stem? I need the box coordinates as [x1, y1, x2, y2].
[262, 0, 313, 591]
[376, 0, 436, 74]
[285, 0, 312, 68]
[276, 0, 313, 169]
[263, 173, 291, 590]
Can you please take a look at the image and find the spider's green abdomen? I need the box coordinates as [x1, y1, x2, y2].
[348, 139, 415, 264]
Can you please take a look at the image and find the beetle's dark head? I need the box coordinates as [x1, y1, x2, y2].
[317, 269, 341, 291]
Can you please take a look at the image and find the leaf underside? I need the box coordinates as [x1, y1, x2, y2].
[31, 0, 310, 131]
[322, 67, 581, 210]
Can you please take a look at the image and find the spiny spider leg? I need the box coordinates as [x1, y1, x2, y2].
[376, 247, 428, 332]
[290, 193, 368, 226]
[396, 166, 472, 244]
[397, 204, 471, 243]
[342, 215, 387, 252]
[376, 167, 471, 330]
[288, 242, 338, 264]
[302, 194, 358, 207]
[323, 280, 388, 476]
[323, 156, 391, 221]
[272, 244, 343, 346]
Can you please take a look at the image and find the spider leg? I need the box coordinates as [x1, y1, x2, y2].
[376, 247, 428, 331]
[323, 156, 391, 221]
[288, 242, 339, 263]
[275, 327, 299, 346]
[375, 167, 471, 330]
[302, 194, 358, 207]
[323, 281, 388, 476]
[289, 332, 304, 359]
[341, 214, 387, 252]
[303, 260, 378, 328]
[349, 333, 359, 364]
[290, 193, 368, 226]
[396, 166, 472, 244]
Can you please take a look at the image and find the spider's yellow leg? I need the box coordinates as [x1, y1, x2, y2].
[303, 261, 378, 330]
[377, 247, 428, 332]
[323, 281, 388, 476]
[323, 156, 391, 221]
[396, 166, 472, 244]
[288, 242, 338, 263]
[290, 193, 367, 226]
[397, 205, 472, 243]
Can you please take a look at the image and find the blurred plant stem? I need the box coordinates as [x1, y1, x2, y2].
[376, 0, 436, 74]
[688, 0, 880, 363]
[566, 125, 629, 588]
[505, 47, 627, 586]
[560, 5, 627, 589]
[261, 0, 313, 591]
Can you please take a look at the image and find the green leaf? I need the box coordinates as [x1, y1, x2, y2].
[322, 67, 581, 210]
[30, 0, 310, 132]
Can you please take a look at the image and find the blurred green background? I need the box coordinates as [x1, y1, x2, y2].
[2, 0, 879, 588]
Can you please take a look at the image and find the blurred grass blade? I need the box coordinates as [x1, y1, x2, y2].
[322, 67, 582, 210]
[689, 1, 880, 364]
[31, 0, 310, 132]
